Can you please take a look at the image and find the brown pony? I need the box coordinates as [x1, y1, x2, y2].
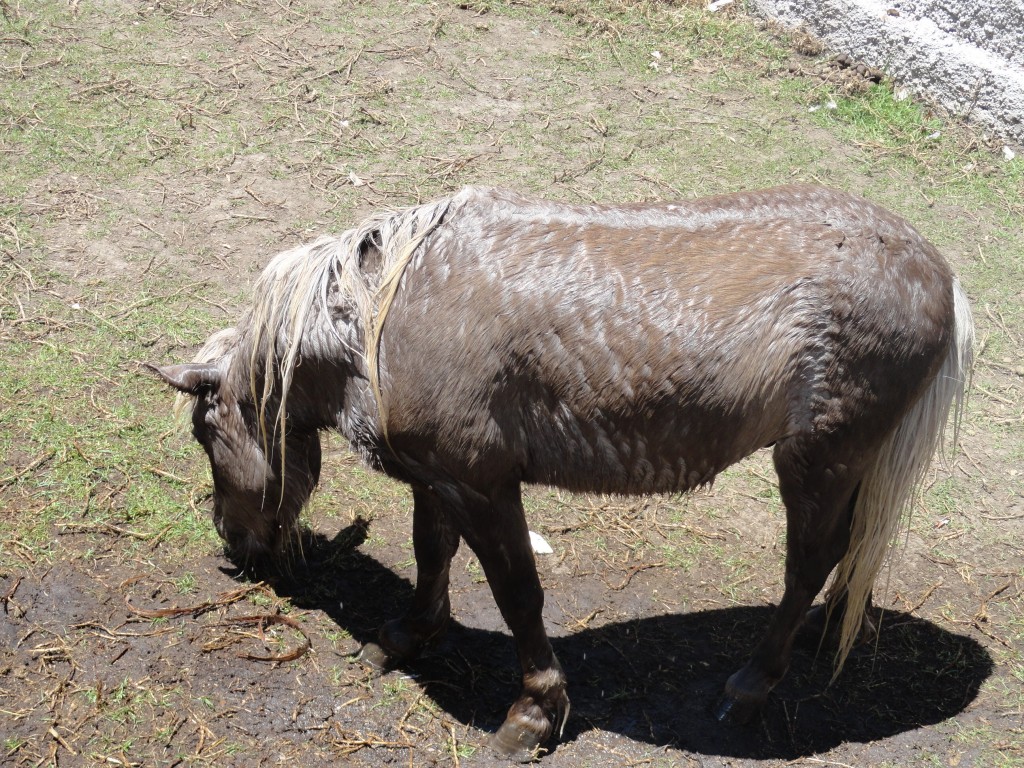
[152, 185, 973, 760]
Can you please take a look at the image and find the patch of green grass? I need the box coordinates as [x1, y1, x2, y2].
[659, 531, 722, 572]
[173, 571, 197, 594]
[0, 276, 223, 568]
[921, 476, 974, 523]
[2, 6, 180, 186]
[813, 83, 943, 153]
[377, 677, 413, 707]
[810, 83, 1024, 232]
[454, 741, 478, 759]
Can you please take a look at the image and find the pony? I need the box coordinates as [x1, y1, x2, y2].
[152, 184, 973, 760]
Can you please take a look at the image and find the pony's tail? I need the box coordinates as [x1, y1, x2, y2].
[827, 277, 974, 670]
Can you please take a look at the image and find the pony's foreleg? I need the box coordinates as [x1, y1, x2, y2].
[362, 486, 460, 666]
[457, 482, 569, 762]
[716, 439, 862, 723]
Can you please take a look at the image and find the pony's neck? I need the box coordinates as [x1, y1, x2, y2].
[331, 365, 391, 467]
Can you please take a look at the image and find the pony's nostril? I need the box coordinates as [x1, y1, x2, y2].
[212, 510, 227, 541]
[220, 525, 271, 563]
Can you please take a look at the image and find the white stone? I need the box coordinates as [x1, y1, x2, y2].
[750, 0, 1024, 143]
[529, 530, 554, 555]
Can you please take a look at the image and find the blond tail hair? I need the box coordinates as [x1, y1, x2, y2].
[827, 277, 974, 670]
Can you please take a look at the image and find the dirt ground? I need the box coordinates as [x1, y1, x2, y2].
[2, 1, 1022, 767]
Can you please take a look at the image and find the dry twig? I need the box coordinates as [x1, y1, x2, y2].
[122, 581, 271, 618]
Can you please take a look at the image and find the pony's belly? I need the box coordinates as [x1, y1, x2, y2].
[521, 413, 745, 495]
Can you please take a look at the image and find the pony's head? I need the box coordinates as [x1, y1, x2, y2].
[151, 348, 321, 564]
[150, 193, 458, 562]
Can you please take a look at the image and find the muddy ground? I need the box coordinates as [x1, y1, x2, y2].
[2, 1, 1022, 767]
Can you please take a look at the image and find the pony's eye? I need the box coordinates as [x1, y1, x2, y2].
[204, 404, 220, 425]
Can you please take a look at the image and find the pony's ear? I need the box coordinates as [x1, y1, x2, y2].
[358, 234, 383, 273]
[147, 362, 222, 395]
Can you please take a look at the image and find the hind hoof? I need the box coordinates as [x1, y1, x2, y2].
[714, 691, 761, 724]
[716, 666, 770, 724]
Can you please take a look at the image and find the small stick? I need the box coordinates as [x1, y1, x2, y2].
[48, 726, 78, 756]
[0, 451, 54, 486]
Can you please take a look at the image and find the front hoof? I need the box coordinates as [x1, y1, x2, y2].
[377, 618, 425, 663]
[489, 689, 569, 762]
[489, 719, 546, 763]
[357, 641, 393, 670]
[359, 616, 443, 670]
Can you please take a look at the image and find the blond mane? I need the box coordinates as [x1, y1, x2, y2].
[210, 193, 458, 470]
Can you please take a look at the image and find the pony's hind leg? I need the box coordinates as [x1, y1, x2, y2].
[716, 437, 864, 723]
[803, 486, 879, 649]
[361, 485, 460, 667]
[454, 481, 569, 762]
[804, 588, 878, 647]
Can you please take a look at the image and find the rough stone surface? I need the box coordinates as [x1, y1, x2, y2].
[751, 0, 1024, 144]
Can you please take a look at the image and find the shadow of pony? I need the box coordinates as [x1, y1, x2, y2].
[233, 520, 993, 760]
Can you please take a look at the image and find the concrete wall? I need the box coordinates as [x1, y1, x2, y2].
[750, 0, 1024, 145]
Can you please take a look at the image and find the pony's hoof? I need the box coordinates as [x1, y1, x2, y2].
[488, 688, 567, 762]
[378, 618, 423, 662]
[716, 668, 768, 724]
[359, 618, 433, 670]
[489, 721, 545, 763]
[357, 641, 393, 670]
[714, 692, 760, 724]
